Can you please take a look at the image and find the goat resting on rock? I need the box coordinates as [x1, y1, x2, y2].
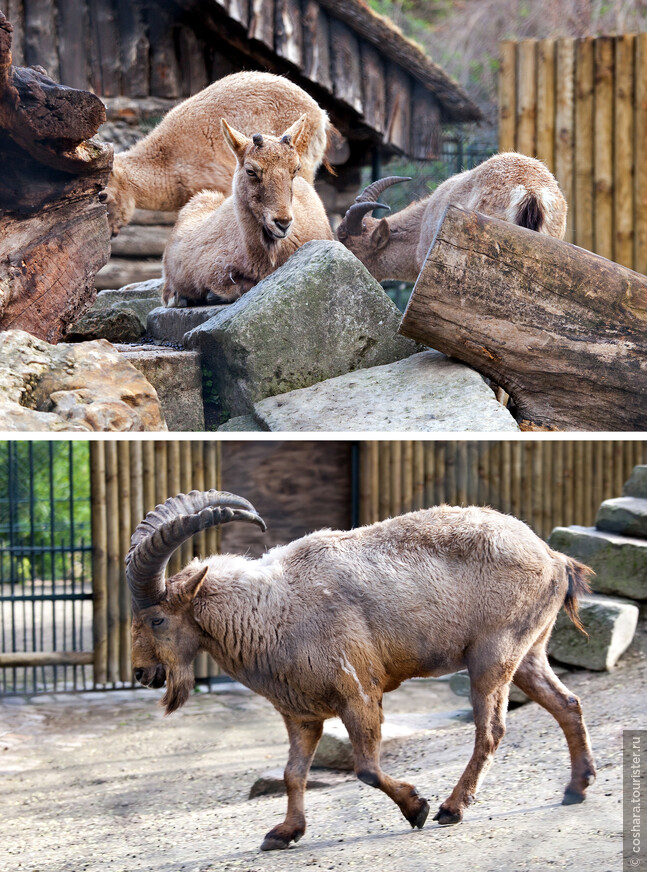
[127, 490, 596, 852]
[337, 152, 567, 282]
[102, 72, 330, 236]
[160, 115, 333, 307]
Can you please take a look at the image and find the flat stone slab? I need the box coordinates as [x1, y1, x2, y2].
[548, 525, 647, 600]
[253, 351, 520, 432]
[95, 278, 164, 300]
[248, 767, 345, 799]
[623, 466, 647, 499]
[116, 346, 204, 431]
[147, 305, 229, 345]
[548, 594, 639, 670]
[596, 496, 647, 538]
[313, 710, 472, 771]
[185, 240, 419, 417]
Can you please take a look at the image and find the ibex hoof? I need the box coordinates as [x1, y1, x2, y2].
[260, 835, 291, 851]
[433, 804, 463, 825]
[562, 788, 586, 805]
[406, 798, 430, 829]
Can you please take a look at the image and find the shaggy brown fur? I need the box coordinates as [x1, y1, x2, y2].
[130, 500, 596, 852]
[103, 72, 330, 236]
[161, 116, 333, 306]
[337, 152, 567, 281]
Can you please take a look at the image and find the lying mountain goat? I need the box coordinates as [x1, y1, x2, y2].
[102, 72, 330, 236]
[160, 116, 333, 306]
[127, 490, 596, 852]
[337, 152, 567, 281]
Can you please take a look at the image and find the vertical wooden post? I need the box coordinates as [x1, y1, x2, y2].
[412, 442, 424, 511]
[536, 39, 556, 171]
[90, 442, 108, 687]
[204, 442, 220, 556]
[142, 441, 155, 515]
[511, 441, 522, 519]
[614, 34, 635, 268]
[390, 441, 402, 517]
[456, 442, 468, 506]
[635, 33, 647, 275]
[516, 40, 537, 156]
[401, 442, 413, 514]
[594, 37, 615, 261]
[542, 441, 552, 537]
[574, 37, 594, 252]
[105, 441, 119, 685]
[499, 41, 517, 152]
[117, 442, 131, 683]
[179, 442, 194, 567]
[191, 441, 207, 558]
[555, 39, 575, 243]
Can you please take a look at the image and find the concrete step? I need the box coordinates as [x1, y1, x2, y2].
[548, 525, 647, 600]
[147, 305, 228, 346]
[116, 345, 204, 432]
[623, 465, 647, 499]
[596, 496, 647, 538]
[548, 594, 639, 671]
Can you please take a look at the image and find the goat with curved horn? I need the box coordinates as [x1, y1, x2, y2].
[126, 490, 266, 611]
[336, 154, 568, 282]
[129, 494, 595, 851]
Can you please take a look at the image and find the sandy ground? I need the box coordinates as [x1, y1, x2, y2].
[1, 622, 645, 872]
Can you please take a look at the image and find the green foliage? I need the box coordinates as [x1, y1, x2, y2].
[0, 441, 91, 584]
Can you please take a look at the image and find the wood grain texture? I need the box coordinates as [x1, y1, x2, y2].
[574, 37, 594, 252]
[594, 36, 614, 260]
[516, 39, 536, 156]
[555, 39, 575, 242]
[614, 34, 635, 268]
[330, 18, 363, 114]
[302, 1, 332, 91]
[636, 33, 647, 275]
[399, 206, 647, 431]
[498, 41, 516, 152]
[536, 38, 555, 171]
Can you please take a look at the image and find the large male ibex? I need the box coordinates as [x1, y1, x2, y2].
[127, 490, 595, 852]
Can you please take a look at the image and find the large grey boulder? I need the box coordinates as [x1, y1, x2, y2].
[623, 466, 647, 498]
[596, 496, 647, 538]
[0, 330, 166, 431]
[217, 414, 264, 432]
[185, 241, 419, 417]
[147, 305, 229, 345]
[116, 345, 204, 431]
[253, 351, 520, 432]
[548, 525, 647, 600]
[548, 594, 639, 670]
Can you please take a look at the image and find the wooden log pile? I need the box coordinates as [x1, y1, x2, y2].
[0, 12, 112, 343]
[399, 206, 647, 432]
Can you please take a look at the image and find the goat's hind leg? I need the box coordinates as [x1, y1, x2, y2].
[260, 717, 323, 851]
[513, 641, 595, 804]
[341, 701, 430, 830]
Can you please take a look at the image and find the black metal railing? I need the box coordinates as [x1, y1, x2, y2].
[0, 441, 93, 694]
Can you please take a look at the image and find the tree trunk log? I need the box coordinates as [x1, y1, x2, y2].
[398, 206, 647, 431]
[0, 11, 112, 342]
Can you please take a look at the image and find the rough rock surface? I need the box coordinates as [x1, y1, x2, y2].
[623, 465, 647, 498]
[548, 594, 639, 670]
[116, 345, 204, 431]
[0, 330, 166, 431]
[66, 306, 145, 343]
[248, 767, 341, 798]
[548, 525, 647, 600]
[147, 304, 229, 345]
[185, 241, 419, 417]
[217, 414, 264, 432]
[253, 351, 520, 432]
[595, 496, 647, 538]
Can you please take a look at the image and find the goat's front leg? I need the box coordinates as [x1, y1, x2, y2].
[341, 701, 430, 830]
[260, 716, 323, 851]
[434, 678, 509, 825]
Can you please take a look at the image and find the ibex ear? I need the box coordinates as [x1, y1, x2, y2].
[280, 114, 310, 158]
[221, 118, 249, 161]
[371, 218, 391, 251]
[177, 566, 209, 605]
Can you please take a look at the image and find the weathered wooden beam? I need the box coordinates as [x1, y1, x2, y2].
[57, 0, 90, 89]
[0, 12, 111, 341]
[302, 1, 332, 91]
[330, 18, 363, 114]
[360, 40, 386, 135]
[117, 0, 149, 98]
[399, 206, 647, 431]
[275, 0, 302, 68]
[411, 82, 441, 160]
[385, 62, 411, 154]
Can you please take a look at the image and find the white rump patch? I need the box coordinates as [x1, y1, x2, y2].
[339, 655, 370, 704]
[505, 185, 528, 223]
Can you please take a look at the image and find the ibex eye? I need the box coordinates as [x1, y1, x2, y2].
[151, 618, 164, 627]
[246, 169, 257, 178]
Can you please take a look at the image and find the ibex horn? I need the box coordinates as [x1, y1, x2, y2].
[126, 490, 266, 611]
[340, 201, 390, 236]
[355, 176, 412, 204]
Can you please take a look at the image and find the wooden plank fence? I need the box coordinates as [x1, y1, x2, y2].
[89, 440, 222, 688]
[499, 34, 647, 273]
[358, 441, 647, 541]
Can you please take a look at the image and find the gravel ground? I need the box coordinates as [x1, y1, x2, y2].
[2, 622, 645, 872]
